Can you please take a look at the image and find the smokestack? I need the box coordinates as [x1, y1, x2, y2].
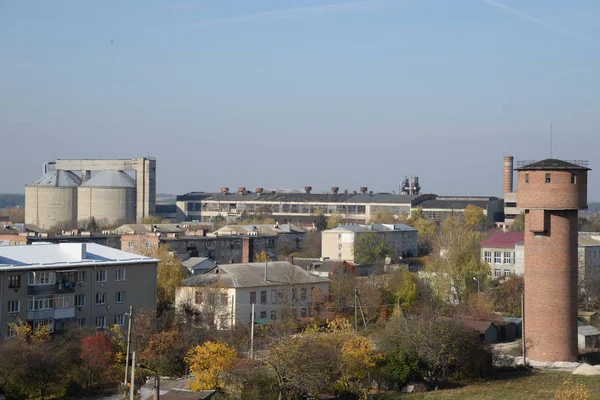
[503, 156, 514, 193]
[304, 186, 312, 194]
[255, 188, 264, 194]
[237, 187, 246, 195]
[360, 186, 368, 194]
[331, 186, 339, 194]
[221, 187, 229, 195]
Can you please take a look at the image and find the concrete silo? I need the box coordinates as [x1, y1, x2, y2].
[516, 159, 590, 362]
[77, 170, 136, 226]
[25, 170, 81, 230]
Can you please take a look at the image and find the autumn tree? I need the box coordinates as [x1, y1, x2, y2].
[385, 268, 418, 314]
[491, 275, 524, 317]
[338, 335, 378, 392]
[511, 212, 525, 232]
[369, 209, 396, 224]
[315, 214, 328, 232]
[149, 244, 188, 310]
[426, 216, 488, 303]
[80, 332, 117, 389]
[353, 232, 392, 265]
[256, 250, 271, 262]
[0, 207, 24, 223]
[409, 207, 437, 255]
[327, 213, 346, 229]
[185, 341, 238, 391]
[295, 231, 322, 258]
[463, 205, 488, 230]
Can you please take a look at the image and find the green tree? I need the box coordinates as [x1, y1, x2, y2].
[152, 244, 187, 310]
[315, 214, 328, 232]
[511, 212, 525, 232]
[386, 268, 418, 313]
[353, 232, 392, 265]
[141, 215, 170, 224]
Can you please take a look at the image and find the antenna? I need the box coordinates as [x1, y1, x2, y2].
[550, 122, 553, 158]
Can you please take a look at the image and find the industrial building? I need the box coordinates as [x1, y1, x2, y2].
[0, 243, 158, 339]
[501, 156, 524, 229]
[517, 158, 590, 362]
[25, 157, 156, 229]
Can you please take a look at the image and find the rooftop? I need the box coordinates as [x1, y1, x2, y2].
[177, 191, 418, 204]
[516, 159, 591, 171]
[81, 170, 135, 188]
[181, 261, 328, 288]
[326, 223, 416, 233]
[578, 236, 600, 247]
[213, 223, 305, 236]
[481, 232, 525, 248]
[0, 243, 157, 271]
[415, 195, 499, 210]
[28, 170, 82, 187]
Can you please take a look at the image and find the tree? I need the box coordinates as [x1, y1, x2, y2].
[141, 215, 170, 224]
[511, 212, 525, 232]
[315, 214, 328, 232]
[295, 231, 322, 258]
[338, 335, 378, 391]
[491, 275, 524, 317]
[256, 250, 271, 262]
[409, 207, 437, 255]
[327, 213, 346, 229]
[353, 232, 392, 265]
[152, 244, 188, 310]
[185, 341, 238, 391]
[0, 207, 24, 223]
[463, 205, 488, 230]
[377, 348, 424, 388]
[369, 209, 396, 224]
[80, 333, 117, 389]
[385, 268, 418, 314]
[426, 217, 488, 303]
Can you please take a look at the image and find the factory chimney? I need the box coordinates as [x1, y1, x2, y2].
[504, 156, 514, 193]
[304, 186, 312, 194]
[360, 186, 368, 194]
[331, 187, 339, 194]
[221, 187, 229, 195]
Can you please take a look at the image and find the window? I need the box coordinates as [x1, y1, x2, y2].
[505, 202, 517, 208]
[75, 294, 86, 307]
[95, 316, 106, 329]
[115, 314, 125, 326]
[250, 291, 256, 304]
[301, 288, 307, 300]
[8, 275, 20, 288]
[116, 291, 125, 303]
[545, 173, 551, 184]
[504, 269, 511, 277]
[484, 251, 492, 263]
[260, 311, 267, 319]
[54, 294, 74, 308]
[28, 295, 54, 310]
[260, 290, 267, 304]
[494, 269, 501, 277]
[271, 290, 277, 304]
[96, 270, 107, 282]
[28, 271, 55, 286]
[571, 173, 577, 184]
[194, 290, 202, 304]
[525, 174, 529, 183]
[220, 293, 228, 306]
[271, 310, 276, 320]
[8, 300, 20, 313]
[115, 268, 126, 281]
[504, 252, 512, 264]
[75, 271, 85, 283]
[128, 241, 134, 248]
[34, 319, 54, 333]
[96, 292, 106, 305]
[494, 252, 502, 264]
[145, 242, 152, 248]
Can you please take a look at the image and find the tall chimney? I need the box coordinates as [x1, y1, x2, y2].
[503, 156, 514, 193]
[331, 186, 339, 194]
[360, 186, 368, 194]
[304, 186, 312, 194]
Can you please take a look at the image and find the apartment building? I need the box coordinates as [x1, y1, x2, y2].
[0, 243, 158, 339]
[212, 223, 306, 252]
[175, 261, 329, 328]
[322, 224, 418, 262]
[480, 232, 524, 278]
[578, 233, 600, 284]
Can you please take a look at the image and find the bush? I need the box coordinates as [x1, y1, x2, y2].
[554, 379, 590, 400]
[378, 348, 425, 388]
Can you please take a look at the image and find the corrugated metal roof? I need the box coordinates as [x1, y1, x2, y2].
[578, 325, 600, 336]
[81, 170, 135, 188]
[29, 170, 81, 187]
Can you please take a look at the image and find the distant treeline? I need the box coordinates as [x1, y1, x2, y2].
[588, 202, 600, 214]
[0, 194, 24, 210]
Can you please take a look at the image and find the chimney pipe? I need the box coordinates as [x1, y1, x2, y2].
[304, 186, 312, 194]
[255, 188, 264, 194]
[331, 186, 339, 194]
[237, 187, 246, 195]
[264, 260, 268, 281]
[221, 187, 229, 195]
[503, 156, 514, 193]
[360, 186, 368, 194]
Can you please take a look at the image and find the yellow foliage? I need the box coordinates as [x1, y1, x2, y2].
[340, 335, 377, 381]
[8, 318, 50, 342]
[554, 379, 590, 400]
[327, 317, 353, 333]
[256, 250, 271, 262]
[185, 341, 238, 391]
[327, 213, 345, 229]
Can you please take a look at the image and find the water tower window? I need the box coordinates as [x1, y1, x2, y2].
[571, 173, 577, 184]
[525, 174, 529, 184]
[545, 173, 551, 184]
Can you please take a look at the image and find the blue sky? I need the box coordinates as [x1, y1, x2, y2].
[1, 0, 599, 199]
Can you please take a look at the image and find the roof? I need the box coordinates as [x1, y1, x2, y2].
[182, 257, 214, 270]
[81, 170, 135, 188]
[28, 170, 81, 187]
[181, 261, 329, 288]
[516, 159, 590, 171]
[116, 224, 187, 234]
[578, 325, 600, 336]
[502, 317, 523, 324]
[156, 204, 178, 214]
[326, 223, 416, 233]
[0, 242, 157, 271]
[459, 319, 496, 333]
[579, 237, 600, 247]
[213, 224, 305, 236]
[178, 191, 418, 204]
[415, 196, 498, 210]
[481, 232, 525, 248]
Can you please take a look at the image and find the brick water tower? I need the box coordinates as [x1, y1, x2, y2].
[516, 159, 590, 362]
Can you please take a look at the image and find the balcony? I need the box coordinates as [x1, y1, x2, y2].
[26, 307, 75, 320]
[28, 281, 75, 295]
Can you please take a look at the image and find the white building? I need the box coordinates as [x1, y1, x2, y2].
[175, 261, 329, 328]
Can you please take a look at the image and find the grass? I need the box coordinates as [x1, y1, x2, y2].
[373, 369, 600, 399]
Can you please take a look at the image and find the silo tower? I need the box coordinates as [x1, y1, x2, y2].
[516, 159, 590, 362]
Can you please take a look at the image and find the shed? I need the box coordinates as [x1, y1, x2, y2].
[502, 317, 523, 338]
[496, 320, 518, 342]
[578, 311, 600, 328]
[578, 325, 600, 349]
[461, 320, 498, 343]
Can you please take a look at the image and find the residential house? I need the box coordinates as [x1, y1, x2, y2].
[578, 234, 600, 287]
[212, 223, 306, 253]
[175, 261, 329, 328]
[0, 243, 158, 339]
[480, 232, 524, 278]
[322, 224, 418, 263]
[182, 257, 216, 276]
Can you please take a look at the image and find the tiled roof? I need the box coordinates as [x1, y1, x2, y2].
[481, 232, 524, 248]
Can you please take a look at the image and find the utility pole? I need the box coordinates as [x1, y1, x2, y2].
[124, 305, 133, 388]
[356, 291, 367, 328]
[250, 303, 255, 360]
[521, 293, 526, 365]
[130, 351, 136, 400]
[354, 288, 358, 332]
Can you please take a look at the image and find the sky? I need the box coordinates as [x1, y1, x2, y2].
[1, 0, 599, 199]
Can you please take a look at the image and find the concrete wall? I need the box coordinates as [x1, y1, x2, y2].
[322, 230, 354, 261]
[25, 186, 78, 229]
[78, 187, 136, 225]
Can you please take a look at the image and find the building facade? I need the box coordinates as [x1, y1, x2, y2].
[322, 223, 418, 262]
[480, 232, 524, 278]
[175, 261, 329, 328]
[0, 243, 158, 339]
